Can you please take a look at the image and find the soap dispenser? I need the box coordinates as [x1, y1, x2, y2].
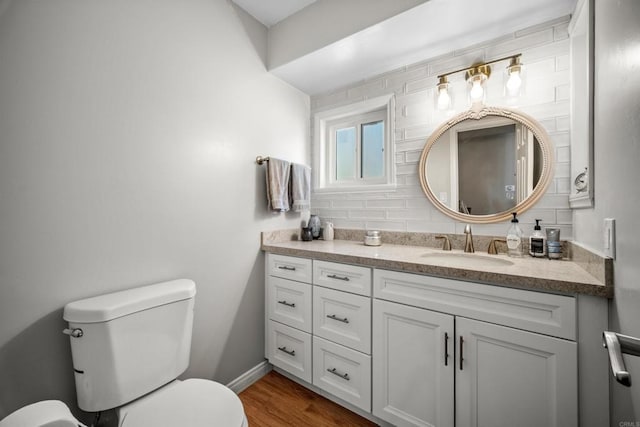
[506, 212, 524, 257]
[529, 219, 546, 257]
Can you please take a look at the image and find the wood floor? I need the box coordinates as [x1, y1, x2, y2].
[238, 370, 378, 427]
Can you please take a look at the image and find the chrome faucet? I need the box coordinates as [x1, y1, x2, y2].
[464, 224, 474, 253]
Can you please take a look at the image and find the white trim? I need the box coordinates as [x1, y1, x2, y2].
[313, 94, 396, 192]
[226, 360, 272, 394]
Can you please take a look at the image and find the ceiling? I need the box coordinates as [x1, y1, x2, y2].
[233, 0, 578, 95]
[232, 0, 317, 27]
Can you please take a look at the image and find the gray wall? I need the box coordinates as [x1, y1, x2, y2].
[573, 0, 640, 423]
[0, 0, 309, 422]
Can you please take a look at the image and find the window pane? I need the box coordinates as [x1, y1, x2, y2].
[361, 120, 384, 178]
[336, 127, 356, 180]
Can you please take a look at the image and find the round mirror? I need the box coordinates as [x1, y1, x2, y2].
[418, 106, 554, 223]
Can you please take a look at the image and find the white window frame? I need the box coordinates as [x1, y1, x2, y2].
[314, 94, 396, 193]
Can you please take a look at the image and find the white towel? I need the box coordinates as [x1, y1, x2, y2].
[290, 163, 311, 212]
[266, 158, 291, 212]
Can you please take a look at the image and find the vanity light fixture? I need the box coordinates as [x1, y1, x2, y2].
[436, 76, 452, 110]
[435, 54, 524, 110]
[505, 55, 524, 97]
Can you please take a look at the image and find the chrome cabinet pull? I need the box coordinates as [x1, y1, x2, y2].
[278, 265, 296, 271]
[326, 314, 349, 324]
[277, 346, 295, 356]
[327, 274, 350, 281]
[603, 331, 640, 387]
[444, 332, 449, 366]
[277, 300, 296, 308]
[459, 336, 464, 370]
[327, 367, 350, 381]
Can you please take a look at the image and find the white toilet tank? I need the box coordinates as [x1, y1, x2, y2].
[63, 279, 196, 412]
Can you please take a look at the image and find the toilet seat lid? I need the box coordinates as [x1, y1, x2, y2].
[119, 379, 245, 427]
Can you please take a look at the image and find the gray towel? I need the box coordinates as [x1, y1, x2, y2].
[290, 163, 311, 212]
[266, 158, 291, 212]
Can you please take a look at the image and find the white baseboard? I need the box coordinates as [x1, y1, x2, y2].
[227, 359, 272, 394]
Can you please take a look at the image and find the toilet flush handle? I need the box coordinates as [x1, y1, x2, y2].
[62, 328, 83, 338]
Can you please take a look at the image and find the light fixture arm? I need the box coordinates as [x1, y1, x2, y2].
[436, 53, 522, 81]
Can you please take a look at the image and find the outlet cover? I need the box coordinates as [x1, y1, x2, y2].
[603, 218, 616, 259]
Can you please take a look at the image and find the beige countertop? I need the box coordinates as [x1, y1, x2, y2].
[261, 234, 613, 298]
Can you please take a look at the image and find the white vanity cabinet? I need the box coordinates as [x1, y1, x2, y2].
[265, 254, 373, 412]
[311, 260, 373, 412]
[264, 251, 597, 427]
[265, 254, 313, 383]
[372, 269, 578, 427]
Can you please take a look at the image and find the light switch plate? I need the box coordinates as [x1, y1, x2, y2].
[603, 218, 616, 259]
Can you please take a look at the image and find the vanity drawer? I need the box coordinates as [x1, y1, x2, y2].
[267, 277, 312, 333]
[313, 260, 372, 296]
[267, 253, 312, 284]
[313, 286, 371, 354]
[374, 269, 576, 340]
[312, 336, 371, 412]
[267, 320, 312, 383]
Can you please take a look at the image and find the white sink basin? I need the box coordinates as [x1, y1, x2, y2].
[421, 252, 514, 268]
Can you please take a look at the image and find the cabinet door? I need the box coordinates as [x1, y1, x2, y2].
[456, 317, 578, 427]
[373, 300, 454, 427]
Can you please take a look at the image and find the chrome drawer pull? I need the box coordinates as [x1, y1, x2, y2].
[277, 300, 296, 308]
[327, 367, 350, 381]
[327, 274, 350, 281]
[277, 346, 295, 356]
[278, 265, 296, 271]
[326, 314, 349, 324]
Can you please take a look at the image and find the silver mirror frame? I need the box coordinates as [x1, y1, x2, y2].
[418, 106, 555, 224]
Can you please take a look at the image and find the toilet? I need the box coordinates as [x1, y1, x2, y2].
[0, 279, 248, 427]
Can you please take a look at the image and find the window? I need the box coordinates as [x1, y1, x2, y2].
[314, 94, 395, 192]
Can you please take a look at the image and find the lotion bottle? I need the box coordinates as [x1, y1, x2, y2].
[529, 219, 546, 257]
[506, 212, 524, 257]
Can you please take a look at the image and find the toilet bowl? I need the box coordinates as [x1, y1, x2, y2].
[0, 400, 86, 427]
[118, 379, 247, 427]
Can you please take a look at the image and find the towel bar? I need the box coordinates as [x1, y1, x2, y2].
[603, 331, 640, 387]
[256, 156, 270, 165]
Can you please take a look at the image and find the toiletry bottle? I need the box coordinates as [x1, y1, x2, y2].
[529, 219, 546, 257]
[506, 212, 524, 257]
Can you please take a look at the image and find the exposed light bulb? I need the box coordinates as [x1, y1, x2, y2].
[506, 70, 522, 92]
[437, 87, 451, 110]
[435, 76, 451, 110]
[505, 56, 524, 99]
[469, 78, 484, 101]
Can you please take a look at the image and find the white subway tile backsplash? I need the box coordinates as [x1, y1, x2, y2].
[556, 54, 570, 71]
[550, 131, 570, 147]
[556, 116, 570, 131]
[366, 220, 406, 231]
[557, 146, 571, 163]
[556, 84, 570, 101]
[556, 177, 571, 194]
[555, 162, 571, 178]
[367, 199, 406, 209]
[485, 28, 553, 59]
[556, 209, 573, 224]
[311, 17, 573, 235]
[407, 221, 456, 234]
[349, 209, 387, 220]
[404, 150, 423, 163]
